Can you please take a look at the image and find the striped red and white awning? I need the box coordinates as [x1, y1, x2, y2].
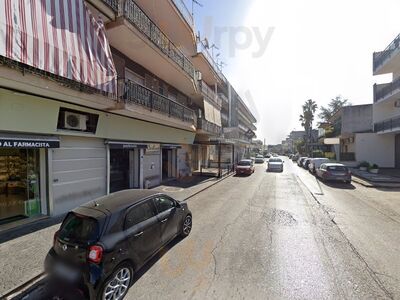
[0, 0, 117, 94]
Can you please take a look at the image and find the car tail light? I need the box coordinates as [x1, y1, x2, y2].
[53, 230, 59, 247]
[88, 245, 103, 264]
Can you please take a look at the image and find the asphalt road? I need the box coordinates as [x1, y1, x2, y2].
[20, 157, 400, 299]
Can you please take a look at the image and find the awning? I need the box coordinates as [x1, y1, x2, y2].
[204, 99, 222, 127]
[324, 138, 340, 145]
[105, 140, 148, 149]
[0, 133, 60, 148]
[0, 0, 117, 93]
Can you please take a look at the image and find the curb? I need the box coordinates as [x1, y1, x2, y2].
[2, 172, 234, 299]
[184, 172, 234, 201]
[352, 175, 400, 189]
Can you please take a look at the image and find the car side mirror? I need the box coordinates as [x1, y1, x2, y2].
[175, 201, 182, 208]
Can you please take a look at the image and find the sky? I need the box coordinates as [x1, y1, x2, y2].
[184, 0, 400, 144]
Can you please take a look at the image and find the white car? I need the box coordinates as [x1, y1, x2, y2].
[267, 157, 284, 172]
[309, 158, 331, 174]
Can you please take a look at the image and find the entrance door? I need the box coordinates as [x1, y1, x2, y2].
[0, 149, 41, 224]
[110, 149, 140, 193]
[162, 148, 177, 181]
[396, 134, 400, 169]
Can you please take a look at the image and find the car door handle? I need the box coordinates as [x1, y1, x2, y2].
[160, 218, 168, 223]
[134, 231, 143, 237]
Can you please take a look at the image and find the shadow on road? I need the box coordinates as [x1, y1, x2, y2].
[320, 181, 356, 190]
[157, 176, 215, 188]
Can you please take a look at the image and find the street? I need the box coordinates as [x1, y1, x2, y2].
[16, 157, 400, 300]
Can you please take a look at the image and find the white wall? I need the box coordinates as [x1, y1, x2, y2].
[373, 100, 400, 123]
[355, 133, 395, 168]
[177, 146, 191, 178]
[143, 153, 161, 188]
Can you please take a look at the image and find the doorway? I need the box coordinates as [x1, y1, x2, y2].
[396, 134, 400, 169]
[162, 148, 177, 181]
[110, 149, 140, 193]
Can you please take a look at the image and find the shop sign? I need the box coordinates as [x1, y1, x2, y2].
[146, 144, 161, 154]
[0, 138, 60, 148]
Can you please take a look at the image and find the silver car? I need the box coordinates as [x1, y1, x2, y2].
[267, 158, 284, 172]
[309, 158, 330, 174]
[316, 163, 352, 183]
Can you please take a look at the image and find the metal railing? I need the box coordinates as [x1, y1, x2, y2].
[197, 40, 221, 74]
[200, 81, 222, 106]
[374, 77, 400, 102]
[374, 115, 400, 133]
[373, 33, 400, 72]
[197, 118, 222, 135]
[123, 0, 195, 79]
[171, 0, 194, 28]
[218, 93, 229, 104]
[102, 0, 119, 12]
[119, 78, 195, 124]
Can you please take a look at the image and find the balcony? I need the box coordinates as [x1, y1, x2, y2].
[106, 0, 197, 97]
[197, 118, 222, 136]
[119, 79, 195, 124]
[102, 0, 119, 12]
[192, 40, 222, 85]
[374, 115, 400, 133]
[171, 0, 194, 28]
[219, 93, 229, 104]
[373, 33, 400, 75]
[200, 81, 222, 107]
[374, 78, 400, 103]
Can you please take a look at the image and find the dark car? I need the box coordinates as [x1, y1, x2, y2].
[316, 163, 352, 183]
[236, 159, 255, 175]
[45, 190, 192, 300]
[297, 157, 308, 167]
[303, 158, 312, 170]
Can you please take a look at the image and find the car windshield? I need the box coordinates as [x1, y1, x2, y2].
[59, 213, 99, 244]
[269, 158, 282, 163]
[238, 160, 251, 166]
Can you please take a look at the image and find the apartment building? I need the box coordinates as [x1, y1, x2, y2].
[0, 0, 256, 228]
[373, 33, 400, 168]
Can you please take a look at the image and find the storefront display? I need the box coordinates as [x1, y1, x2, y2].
[0, 149, 42, 224]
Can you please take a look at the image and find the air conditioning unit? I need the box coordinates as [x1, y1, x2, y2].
[395, 100, 400, 107]
[196, 71, 203, 81]
[64, 112, 88, 131]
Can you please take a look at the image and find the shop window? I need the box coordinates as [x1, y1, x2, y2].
[57, 108, 99, 134]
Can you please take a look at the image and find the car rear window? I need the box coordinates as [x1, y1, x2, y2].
[327, 166, 348, 172]
[269, 158, 282, 163]
[238, 161, 251, 166]
[59, 213, 100, 244]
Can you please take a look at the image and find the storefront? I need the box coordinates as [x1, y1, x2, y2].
[0, 134, 59, 226]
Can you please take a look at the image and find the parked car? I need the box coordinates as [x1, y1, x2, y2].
[291, 154, 299, 162]
[264, 153, 271, 159]
[236, 159, 255, 175]
[316, 163, 352, 183]
[309, 158, 331, 174]
[45, 190, 192, 300]
[297, 157, 308, 167]
[267, 157, 284, 172]
[255, 155, 264, 164]
[303, 158, 312, 169]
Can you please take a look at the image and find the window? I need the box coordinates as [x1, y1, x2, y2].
[59, 213, 99, 243]
[125, 201, 156, 229]
[154, 196, 175, 213]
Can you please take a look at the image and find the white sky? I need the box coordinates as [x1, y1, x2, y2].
[213, 0, 400, 144]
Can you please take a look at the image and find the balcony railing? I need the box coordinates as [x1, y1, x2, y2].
[374, 115, 400, 133]
[374, 77, 400, 103]
[171, 0, 194, 28]
[197, 118, 222, 135]
[197, 40, 221, 75]
[218, 93, 228, 104]
[123, 0, 195, 79]
[102, 0, 119, 12]
[373, 33, 400, 72]
[119, 78, 195, 124]
[200, 81, 222, 106]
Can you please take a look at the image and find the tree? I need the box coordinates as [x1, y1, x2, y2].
[318, 95, 351, 122]
[299, 99, 318, 155]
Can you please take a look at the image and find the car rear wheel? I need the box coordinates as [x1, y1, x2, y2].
[181, 215, 192, 237]
[99, 264, 133, 300]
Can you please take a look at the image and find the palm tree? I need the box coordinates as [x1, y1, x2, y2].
[299, 99, 318, 155]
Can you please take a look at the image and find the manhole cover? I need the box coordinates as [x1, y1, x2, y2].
[162, 187, 184, 192]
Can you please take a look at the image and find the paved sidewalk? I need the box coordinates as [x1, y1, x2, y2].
[0, 174, 232, 297]
[351, 168, 400, 188]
